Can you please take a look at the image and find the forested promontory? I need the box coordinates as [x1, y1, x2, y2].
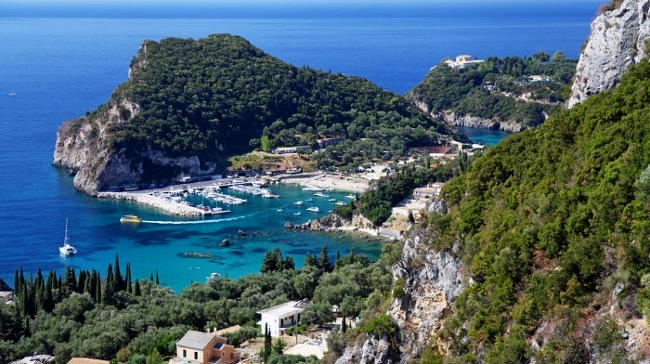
[53, 34, 460, 194]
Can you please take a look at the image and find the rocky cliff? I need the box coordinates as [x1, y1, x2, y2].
[53, 42, 218, 194]
[568, 0, 650, 106]
[337, 228, 465, 364]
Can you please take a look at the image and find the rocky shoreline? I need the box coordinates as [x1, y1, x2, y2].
[286, 213, 398, 241]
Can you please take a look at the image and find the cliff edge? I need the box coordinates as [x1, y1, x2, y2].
[568, 0, 650, 106]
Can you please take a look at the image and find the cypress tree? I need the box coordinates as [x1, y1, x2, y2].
[318, 245, 331, 272]
[133, 279, 141, 296]
[149, 273, 154, 282]
[114, 255, 123, 291]
[263, 324, 272, 361]
[335, 250, 342, 270]
[125, 264, 132, 293]
[35, 269, 44, 312]
[14, 270, 19, 295]
[93, 271, 102, 303]
[342, 314, 347, 332]
[64, 267, 76, 294]
[44, 271, 54, 312]
[104, 264, 114, 304]
[155, 271, 159, 285]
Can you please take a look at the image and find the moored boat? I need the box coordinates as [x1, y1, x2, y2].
[58, 218, 77, 257]
[120, 215, 143, 223]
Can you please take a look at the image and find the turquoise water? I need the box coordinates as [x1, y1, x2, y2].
[457, 126, 512, 146]
[36, 181, 381, 292]
[0, 2, 598, 290]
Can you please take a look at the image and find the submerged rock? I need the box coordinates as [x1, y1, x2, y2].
[178, 252, 214, 259]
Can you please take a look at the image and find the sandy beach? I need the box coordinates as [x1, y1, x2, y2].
[280, 173, 369, 193]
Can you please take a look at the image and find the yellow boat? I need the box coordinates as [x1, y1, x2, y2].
[120, 215, 142, 224]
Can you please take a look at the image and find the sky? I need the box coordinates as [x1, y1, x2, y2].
[1, 0, 605, 18]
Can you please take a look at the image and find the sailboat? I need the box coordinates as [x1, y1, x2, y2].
[58, 218, 77, 257]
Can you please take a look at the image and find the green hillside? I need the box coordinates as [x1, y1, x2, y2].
[409, 53, 576, 129]
[424, 61, 650, 362]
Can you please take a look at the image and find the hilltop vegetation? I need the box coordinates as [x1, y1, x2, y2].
[408, 52, 577, 130]
[417, 61, 650, 362]
[58, 34, 459, 190]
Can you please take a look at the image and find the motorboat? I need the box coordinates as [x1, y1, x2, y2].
[120, 215, 142, 223]
[306, 207, 320, 213]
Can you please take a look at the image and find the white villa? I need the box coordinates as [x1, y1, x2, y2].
[443, 54, 484, 69]
[257, 300, 307, 337]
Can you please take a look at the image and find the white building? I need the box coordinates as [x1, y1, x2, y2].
[257, 300, 307, 337]
[443, 54, 484, 69]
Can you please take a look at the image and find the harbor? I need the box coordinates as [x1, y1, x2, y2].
[96, 173, 365, 217]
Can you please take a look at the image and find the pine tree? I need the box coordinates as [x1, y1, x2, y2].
[125, 263, 132, 293]
[304, 253, 317, 267]
[282, 256, 295, 271]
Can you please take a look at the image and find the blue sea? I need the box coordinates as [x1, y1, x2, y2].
[0, 1, 599, 291]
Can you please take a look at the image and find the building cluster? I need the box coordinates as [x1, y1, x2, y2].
[272, 136, 345, 155]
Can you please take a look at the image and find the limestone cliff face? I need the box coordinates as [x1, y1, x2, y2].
[53, 42, 217, 195]
[337, 229, 465, 364]
[568, 0, 650, 107]
[411, 100, 523, 133]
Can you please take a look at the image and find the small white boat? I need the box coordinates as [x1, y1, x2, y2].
[207, 272, 221, 280]
[335, 201, 346, 206]
[329, 198, 336, 202]
[294, 201, 304, 205]
[8, 92, 16, 97]
[345, 195, 356, 199]
[306, 207, 320, 213]
[58, 218, 77, 257]
[276, 209, 283, 212]
[294, 212, 301, 216]
[211, 207, 231, 214]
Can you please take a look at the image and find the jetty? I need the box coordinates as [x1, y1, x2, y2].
[97, 192, 208, 217]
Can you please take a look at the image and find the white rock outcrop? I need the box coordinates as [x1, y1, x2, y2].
[337, 232, 465, 364]
[568, 0, 650, 107]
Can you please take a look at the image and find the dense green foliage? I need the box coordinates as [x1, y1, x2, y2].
[0, 247, 392, 363]
[409, 52, 577, 128]
[78, 34, 458, 183]
[424, 62, 650, 362]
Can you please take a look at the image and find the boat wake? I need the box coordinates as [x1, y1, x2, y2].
[142, 215, 246, 225]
